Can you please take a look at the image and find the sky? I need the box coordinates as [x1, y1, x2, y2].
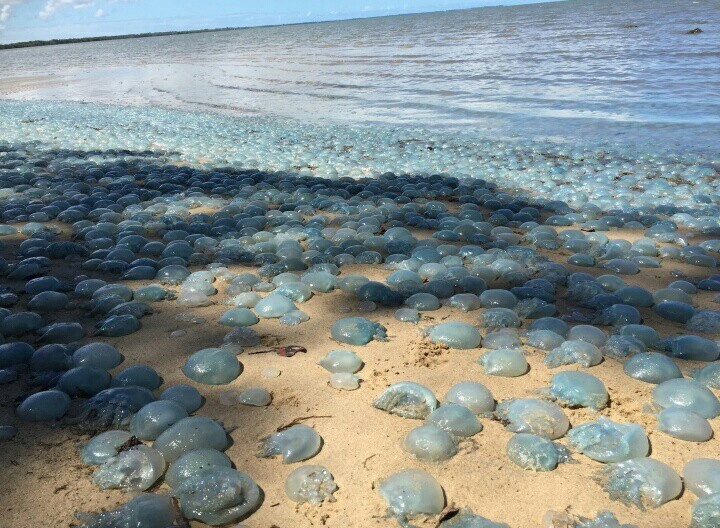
[0, 0, 553, 44]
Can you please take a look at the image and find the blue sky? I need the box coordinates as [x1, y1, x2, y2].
[0, 0, 551, 44]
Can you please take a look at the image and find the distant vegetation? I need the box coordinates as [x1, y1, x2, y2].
[0, 27, 239, 50]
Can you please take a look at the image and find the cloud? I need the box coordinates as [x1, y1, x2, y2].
[0, 0, 27, 24]
[39, 0, 96, 19]
[95, 7, 103, 16]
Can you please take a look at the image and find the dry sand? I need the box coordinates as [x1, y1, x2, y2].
[0, 222, 718, 528]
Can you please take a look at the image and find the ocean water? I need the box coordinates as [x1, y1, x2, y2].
[1, 0, 719, 150]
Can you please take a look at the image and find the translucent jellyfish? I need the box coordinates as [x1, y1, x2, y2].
[111, 364, 162, 390]
[30, 343, 72, 372]
[402, 424, 458, 461]
[617, 324, 660, 348]
[477, 308, 521, 331]
[623, 352, 682, 384]
[683, 458, 720, 498]
[448, 294, 482, 312]
[219, 307, 259, 327]
[690, 492, 720, 528]
[616, 286, 653, 307]
[317, 349, 363, 373]
[428, 322, 481, 349]
[654, 301, 696, 324]
[258, 424, 322, 463]
[329, 372, 361, 390]
[602, 335, 645, 360]
[81, 386, 156, 427]
[693, 362, 720, 389]
[331, 317, 387, 346]
[79, 494, 175, 528]
[395, 308, 421, 324]
[73, 342, 123, 370]
[134, 284, 171, 303]
[279, 309, 310, 326]
[544, 340, 603, 368]
[80, 430, 133, 465]
[665, 335, 719, 362]
[483, 328, 522, 349]
[107, 301, 153, 319]
[165, 448, 233, 489]
[0, 342, 34, 368]
[160, 384, 203, 413]
[506, 433, 560, 472]
[95, 315, 141, 337]
[356, 281, 403, 307]
[567, 417, 649, 463]
[525, 329, 565, 351]
[528, 317, 569, 336]
[426, 404, 482, 437]
[93, 445, 165, 491]
[285, 465, 338, 504]
[238, 387, 272, 406]
[379, 469, 445, 526]
[153, 416, 228, 463]
[406, 293, 441, 311]
[28, 291, 68, 312]
[440, 508, 509, 528]
[57, 366, 112, 397]
[567, 325, 607, 347]
[602, 259, 639, 275]
[480, 289, 518, 309]
[593, 305, 642, 327]
[337, 274, 370, 294]
[477, 349, 528, 377]
[157, 265, 190, 285]
[173, 467, 260, 525]
[0, 311, 45, 337]
[129, 400, 189, 441]
[302, 271, 337, 292]
[548, 371, 609, 410]
[657, 408, 713, 442]
[444, 381, 494, 415]
[275, 283, 313, 303]
[653, 379, 720, 418]
[75, 279, 107, 299]
[594, 458, 682, 510]
[687, 310, 720, 334]
[514, 298, 557, 319]
[16, 389, 70, 421]
[375, 382, 438, 419]
[182, 348, 241, 385]
[228, 291, 262, 308]
[494, 398, 569, 439]
[254, 294, 297, 318]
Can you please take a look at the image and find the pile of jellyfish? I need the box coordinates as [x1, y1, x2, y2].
[0, 124, 718, 528]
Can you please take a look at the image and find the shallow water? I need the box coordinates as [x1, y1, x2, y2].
[1, 0, 719, 150]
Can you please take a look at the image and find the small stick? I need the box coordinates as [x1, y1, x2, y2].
[276, 415, 332, 432]
[248, 345, 307, 357]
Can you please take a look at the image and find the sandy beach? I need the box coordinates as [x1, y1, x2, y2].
[0, 208, 717, 528]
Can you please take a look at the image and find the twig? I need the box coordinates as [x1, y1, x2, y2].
[276, 415, 332, 432]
